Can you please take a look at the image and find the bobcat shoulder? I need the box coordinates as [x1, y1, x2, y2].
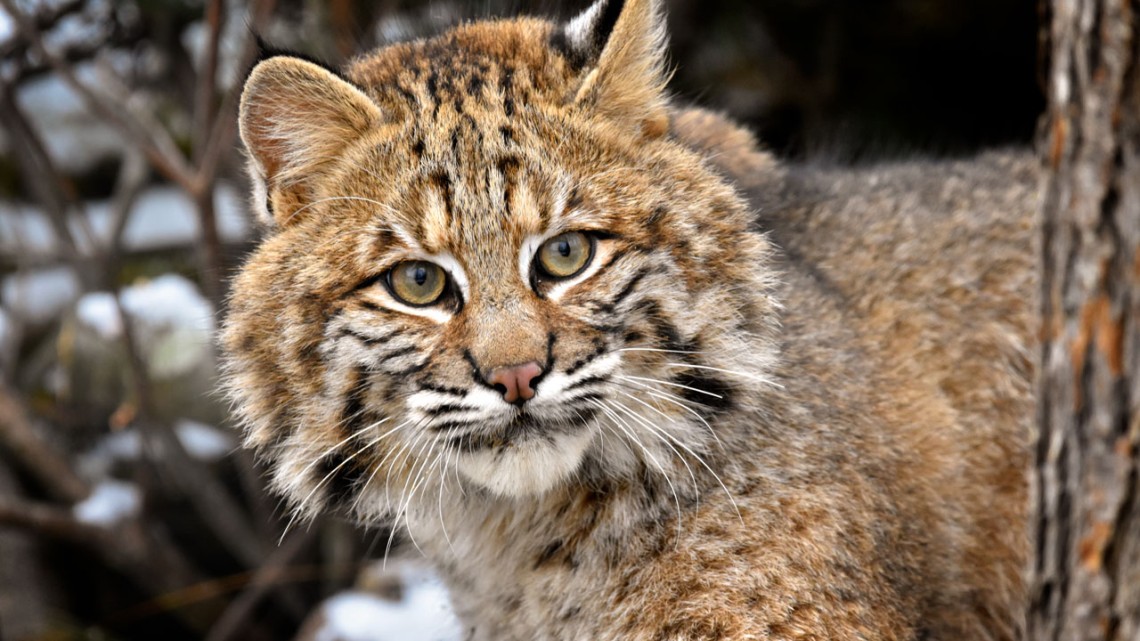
[222, 0, 1037, 639]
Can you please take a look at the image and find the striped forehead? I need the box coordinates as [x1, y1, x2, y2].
[350, 19, 572, 123]
[401, 152, 572, 260]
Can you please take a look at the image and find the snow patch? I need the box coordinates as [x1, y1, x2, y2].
[1, 266, 81, 324]
[0, 8, 13, 43]
[0, 202, 55, 256]
[118, 273, 214, 334]
[174, 419, 235, 461]
[119, 274, 215, 376]
[72, 273, 215, 378]
[314, 569, 460, 641]
[105, 185, 250, 251]
[75, 292, 122, 340]
[94, 429, 142, 461]
[78, 420, 235, 479]
[73, 479, 141, 527]
[0, 184, 251, 260]
[15, 67, 127, 171]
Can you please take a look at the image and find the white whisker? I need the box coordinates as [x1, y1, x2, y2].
[591, 400, 684, 541]
[607, 398, 698, 492]
[279, 417, 395, 543]
[662, 362, 782, 388]
[397, 445, 441, 558]
[353, 415, 431, 514]
[614, 377, 724, 449]
[618, 374, 723, 399]
[437, 426, 459, 553]
[384, 431, 439, 565]
[613, 393, 743, 525]
[288, 421, 407, 542]
[617, 347, 702, 355]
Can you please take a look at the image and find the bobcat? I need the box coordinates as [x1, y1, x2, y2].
[222, 0, 1038, 638]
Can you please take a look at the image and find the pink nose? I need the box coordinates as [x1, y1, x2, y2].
[487, 361, 543, 404]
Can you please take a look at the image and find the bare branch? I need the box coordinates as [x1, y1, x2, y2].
[190, 0, 278, 303]
[193, 0, 225, 163]
[100, 149, 150, 285]
[195, 0, 279, 191]
[204, 530, 314, 641]
[0, 82, 82, 264]
[0, 0, 197, 192]
[0, 489, 213, 632]
[0, 0, 83, 59]
[0, 495, 104, 543]
[3, 39, 112, 85]
[112, 296, 267, 568]
[0, 384, 89, 503]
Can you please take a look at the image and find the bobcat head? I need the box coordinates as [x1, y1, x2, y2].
[222, 0, 778, 524]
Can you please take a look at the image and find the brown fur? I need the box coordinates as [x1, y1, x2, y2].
[222, 1, 1038, 638]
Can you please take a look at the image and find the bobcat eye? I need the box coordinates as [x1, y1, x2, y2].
[387, 260, 447, 306]
[536, 232, 594, 279]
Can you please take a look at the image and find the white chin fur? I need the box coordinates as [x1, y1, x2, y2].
[456, 428, 596, 497]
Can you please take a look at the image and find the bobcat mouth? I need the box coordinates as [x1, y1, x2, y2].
[450, 407, 601, 497]
[447, 410, 594, 453]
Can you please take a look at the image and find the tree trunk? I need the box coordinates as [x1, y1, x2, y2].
[1030, 1, 1140, 640]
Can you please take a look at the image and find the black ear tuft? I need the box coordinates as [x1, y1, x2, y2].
[247, 33, 342, 79]
[555, 0, 670, 131]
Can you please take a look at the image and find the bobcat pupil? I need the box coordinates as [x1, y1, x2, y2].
[414, 267, 428, 286]
[557, 241, 571, 257]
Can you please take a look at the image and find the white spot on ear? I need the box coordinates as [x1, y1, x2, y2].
[565, 0, 604, 53]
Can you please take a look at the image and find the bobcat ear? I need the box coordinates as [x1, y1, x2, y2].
[239, 56, 383, 227]
[560, 0, 670, 136]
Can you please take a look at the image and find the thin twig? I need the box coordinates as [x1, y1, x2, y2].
[0, 384, 89, 503]
[0, 82, 83, 265]
[0, 495, 105, 543]
[203, 530, 314, 641]
[0, 0, 197, 192]
[101, 149, 150, 287]
[194, 0, 225, 164]
[112, 296, 267, 568]
[195, 0, 279, 191]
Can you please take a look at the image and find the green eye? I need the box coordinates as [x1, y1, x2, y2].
[388, 260, 447, 306]
[536, 232, 593, 279]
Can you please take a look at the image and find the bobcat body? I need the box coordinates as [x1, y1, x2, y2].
[222, 1, 1038, 638]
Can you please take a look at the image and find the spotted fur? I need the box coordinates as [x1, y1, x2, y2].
[222, 0, 1037, 638]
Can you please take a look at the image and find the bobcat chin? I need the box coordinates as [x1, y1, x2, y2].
[222, 0, 1037, 638]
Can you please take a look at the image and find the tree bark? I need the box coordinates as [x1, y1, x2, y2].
[1030, 1, 1140, 640]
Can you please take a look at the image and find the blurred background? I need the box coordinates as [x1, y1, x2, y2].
[0, 0, 1041, 639]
